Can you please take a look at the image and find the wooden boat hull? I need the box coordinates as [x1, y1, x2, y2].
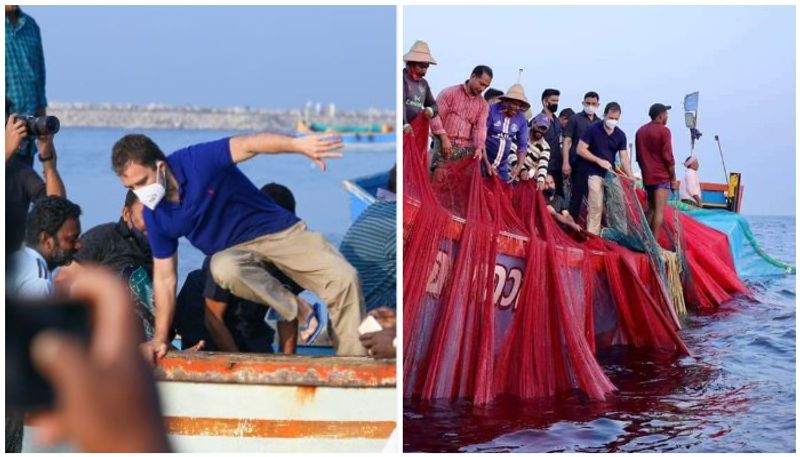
[156, 352, 397, 453]
[23, 352, 397, 453]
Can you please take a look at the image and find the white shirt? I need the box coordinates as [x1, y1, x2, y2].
[9, 246, 54, 298]
[679, 168, 702, 202]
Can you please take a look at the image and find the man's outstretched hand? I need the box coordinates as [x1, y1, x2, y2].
[291, 134, 344, 171]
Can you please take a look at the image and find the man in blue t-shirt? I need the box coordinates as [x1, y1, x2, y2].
[111, 132, 366, 360]
[571, 101, 634, 235]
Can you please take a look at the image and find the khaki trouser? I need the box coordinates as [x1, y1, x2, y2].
[209, 222, 366, 356]
[587, 175, 605, 235]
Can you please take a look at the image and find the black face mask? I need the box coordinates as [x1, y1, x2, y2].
[547, 103, 558, 113]
[543, 188, 556, 198]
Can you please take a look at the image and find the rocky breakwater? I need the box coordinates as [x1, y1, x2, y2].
[47, 102, 395, 133]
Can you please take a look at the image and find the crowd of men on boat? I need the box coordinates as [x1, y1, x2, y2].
[403, 40, 704, 239]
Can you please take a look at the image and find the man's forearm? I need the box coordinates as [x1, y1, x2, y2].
[153, 278, 177, 342]
[229, 133, 298, 163]
[620, 153, 634, 177]
[562, 138, 572, 167]
[577, 146, 598, 164]
[204, 312, 239, 352]
[42, 164, 66, 197]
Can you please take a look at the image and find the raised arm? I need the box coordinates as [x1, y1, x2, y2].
[37, 136, 66, 198]
[228, 133, 343, 170]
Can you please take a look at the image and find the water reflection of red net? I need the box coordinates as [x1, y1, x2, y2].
[403, 115, 747, 404]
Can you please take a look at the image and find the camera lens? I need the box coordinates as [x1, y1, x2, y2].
[23, 115, 60, 136]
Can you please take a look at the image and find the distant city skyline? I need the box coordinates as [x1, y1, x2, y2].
[405, 6, 796, 216]
[24, 6, 395, 110]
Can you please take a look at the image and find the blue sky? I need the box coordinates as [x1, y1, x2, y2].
[405, 6, 795, 216]
[24, 5, 395, 110]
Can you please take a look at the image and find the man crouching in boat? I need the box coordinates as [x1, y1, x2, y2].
[111, 132, 367, 362]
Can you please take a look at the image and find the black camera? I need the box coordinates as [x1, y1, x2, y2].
[19, 114, 60, 136]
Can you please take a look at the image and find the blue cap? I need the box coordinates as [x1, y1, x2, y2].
[531, 113, 550, 130]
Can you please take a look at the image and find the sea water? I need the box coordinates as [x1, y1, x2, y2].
[49, 127, 396, 283]
[404, 215, 795, 453]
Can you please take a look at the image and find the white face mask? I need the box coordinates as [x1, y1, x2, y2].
[133, 162, 166, 211]
[584, 104, 596, 115]
[604, 119, 619, 130]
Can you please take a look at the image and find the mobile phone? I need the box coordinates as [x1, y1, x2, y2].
[6, 297, 90, 412]
[358, 315, 383, 335]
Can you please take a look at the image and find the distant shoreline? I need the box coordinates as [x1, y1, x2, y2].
[46, 102, 395, 132]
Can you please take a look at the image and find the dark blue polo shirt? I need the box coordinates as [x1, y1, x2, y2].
[143, 137, 300, 258]
[575, 121, 627, 177]
[564, 111, 602, 165]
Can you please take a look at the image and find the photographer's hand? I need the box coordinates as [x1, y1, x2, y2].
[6, 114, 27, 162]
[29, 267, 170, 452]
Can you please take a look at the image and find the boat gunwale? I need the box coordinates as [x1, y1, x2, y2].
[154, 351, 396, 388]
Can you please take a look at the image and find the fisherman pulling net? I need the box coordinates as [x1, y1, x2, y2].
[403, 113, 748, 404]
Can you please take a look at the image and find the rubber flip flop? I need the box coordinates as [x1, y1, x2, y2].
[300, 302, 328, 345]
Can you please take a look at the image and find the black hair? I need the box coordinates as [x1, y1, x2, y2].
[124, 190, 139, 208]
[584, 91, 600, 101]
[541, 88, 560, 101]
[604, 101, 622, 115]
[388, 165, 397, 193]
[111, 134, 167, 175]
[483, 88, 503, 101]
[25, 196, 82, 246]
[559, 108, 575, 119]
[260, 182, 296, 215]
[470, 65, 493, 79]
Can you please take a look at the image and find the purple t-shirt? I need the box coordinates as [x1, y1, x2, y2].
[484, 103, 529, 173]
[144, 137, 300, 258]
[576, 121, 627, 177]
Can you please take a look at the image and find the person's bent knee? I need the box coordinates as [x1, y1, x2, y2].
[209, 251, 241, 286]
[333, 262, 359, 291]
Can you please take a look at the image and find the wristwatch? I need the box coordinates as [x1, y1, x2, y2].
[37, 154, 53, 162]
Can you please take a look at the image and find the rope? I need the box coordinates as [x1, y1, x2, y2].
[660, 247, 687, 317]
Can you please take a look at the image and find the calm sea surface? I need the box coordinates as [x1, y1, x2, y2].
[404, 215, 795, 453]
[50, 127, 395, 283]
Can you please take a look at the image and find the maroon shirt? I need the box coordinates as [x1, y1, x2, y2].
[635, 121, 675, 185]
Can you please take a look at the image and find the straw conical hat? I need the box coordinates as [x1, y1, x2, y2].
[499, 84, 530, 108]
[403, 40, 437, 65]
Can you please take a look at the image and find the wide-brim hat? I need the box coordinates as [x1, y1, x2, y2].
[499, 84, 530, 109]
[403, 40, 437, 65]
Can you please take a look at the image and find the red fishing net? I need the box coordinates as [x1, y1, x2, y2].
[656, 202, 749, 312]
[403, 116, 745, 404]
